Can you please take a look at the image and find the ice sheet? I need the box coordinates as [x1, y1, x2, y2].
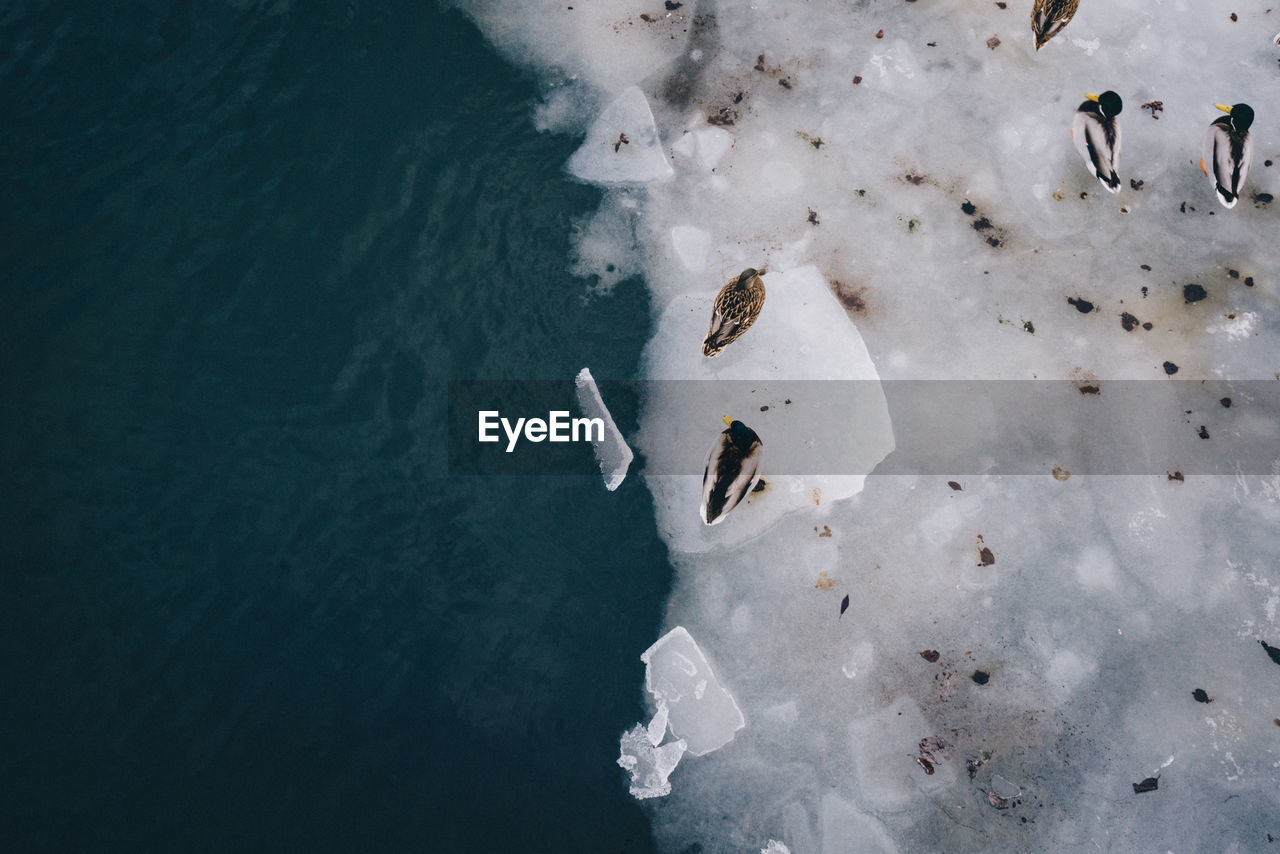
[458, 0, 1280, 849]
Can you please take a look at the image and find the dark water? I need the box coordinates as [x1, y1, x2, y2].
[1, 3, 665, 850]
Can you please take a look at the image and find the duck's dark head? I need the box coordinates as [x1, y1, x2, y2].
[736, 268, 759, 286]
[721, 415, 758, 447]
[1216, 102, 1254, 132]
[1085, 91, 1122, 118]
[1230, 103, 1254, 132]
[1097, 91, 1122, 118]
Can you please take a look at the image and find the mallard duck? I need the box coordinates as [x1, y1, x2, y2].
[1071, 91, 1123, 193]
[1201, 102, 1255, 209]
[1031, 0, 1081, 50]
[702, 267, 766, 357]
[700, 416, 763, 525]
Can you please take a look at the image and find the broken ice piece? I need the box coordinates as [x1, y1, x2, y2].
[761, 842, 791, 854]
[566, 86, 674, 185]
[1132, 776, 1159, 794]
[642, 626, 745, 756]
[617, 724, 687, 800]
[646, 699, 670, 746]
[990, 773, 1021, 801]
[574, 367, 633, 491]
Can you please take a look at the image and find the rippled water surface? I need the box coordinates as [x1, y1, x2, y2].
[1, 3, 665, 850]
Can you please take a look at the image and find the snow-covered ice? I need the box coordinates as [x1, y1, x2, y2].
[458, 0, 1280, 849]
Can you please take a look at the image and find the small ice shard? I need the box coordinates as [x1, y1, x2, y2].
[990, 774, 1021, 801]
[671, 126, 734, 169]
[646, 699, 670, 746]
[567, 86, 673, 186]
[574, 367, 633, 491]
[760, 842, 791, 854]
[991, 774, 1020, 799]
[642, 626, 745, 756]
[617, 724, 687, 800]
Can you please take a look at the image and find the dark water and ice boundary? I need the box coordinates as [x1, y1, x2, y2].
[2, 4, 663, 851]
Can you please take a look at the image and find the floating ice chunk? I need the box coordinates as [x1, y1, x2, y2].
[457, 0, 688, 96]
[567, 86, 673, 186]
[1074, 544, 1118, 591]
[863, 40, 928, 95]
[819, 793, 900, 854]
[761, 841, 791, 854]
[617, 724, 687, 800]
[671, 126, 734, 170]
[670, 226, 711, 272]
[638, 267, 894, 554]
[1045, 650, 1097, 702]
[1206, 311, 1258, 342]
[1069, 37, 1102, 56]
[841, 639, 874, 680]
[574, 368, 632, 491]
[779, 801, 817, 854]
[990, 773, 1022, 800]
[642, 626, 745, 756]
[847, 697, 955, 813]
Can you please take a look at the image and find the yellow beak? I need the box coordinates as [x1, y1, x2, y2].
[1085, 93, 1100, 102]
[1215, 103, 1233, 114]
[722, 415, 734, 426]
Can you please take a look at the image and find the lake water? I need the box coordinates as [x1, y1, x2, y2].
[1, 3, 665, 850]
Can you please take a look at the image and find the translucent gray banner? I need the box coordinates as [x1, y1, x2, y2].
[447, 380, 1280, 476]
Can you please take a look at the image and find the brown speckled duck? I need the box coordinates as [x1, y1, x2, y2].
[1031, 0, 1081, 50]
[702, 267, 766, 357]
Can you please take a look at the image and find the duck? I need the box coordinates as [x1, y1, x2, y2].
[1071, 91, 1123, 193]
[1201, 102, 1255, 209]
[700, 416, 763, 525]
[702, 267, 767, 357]
[1031, 0, 1081, 50]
